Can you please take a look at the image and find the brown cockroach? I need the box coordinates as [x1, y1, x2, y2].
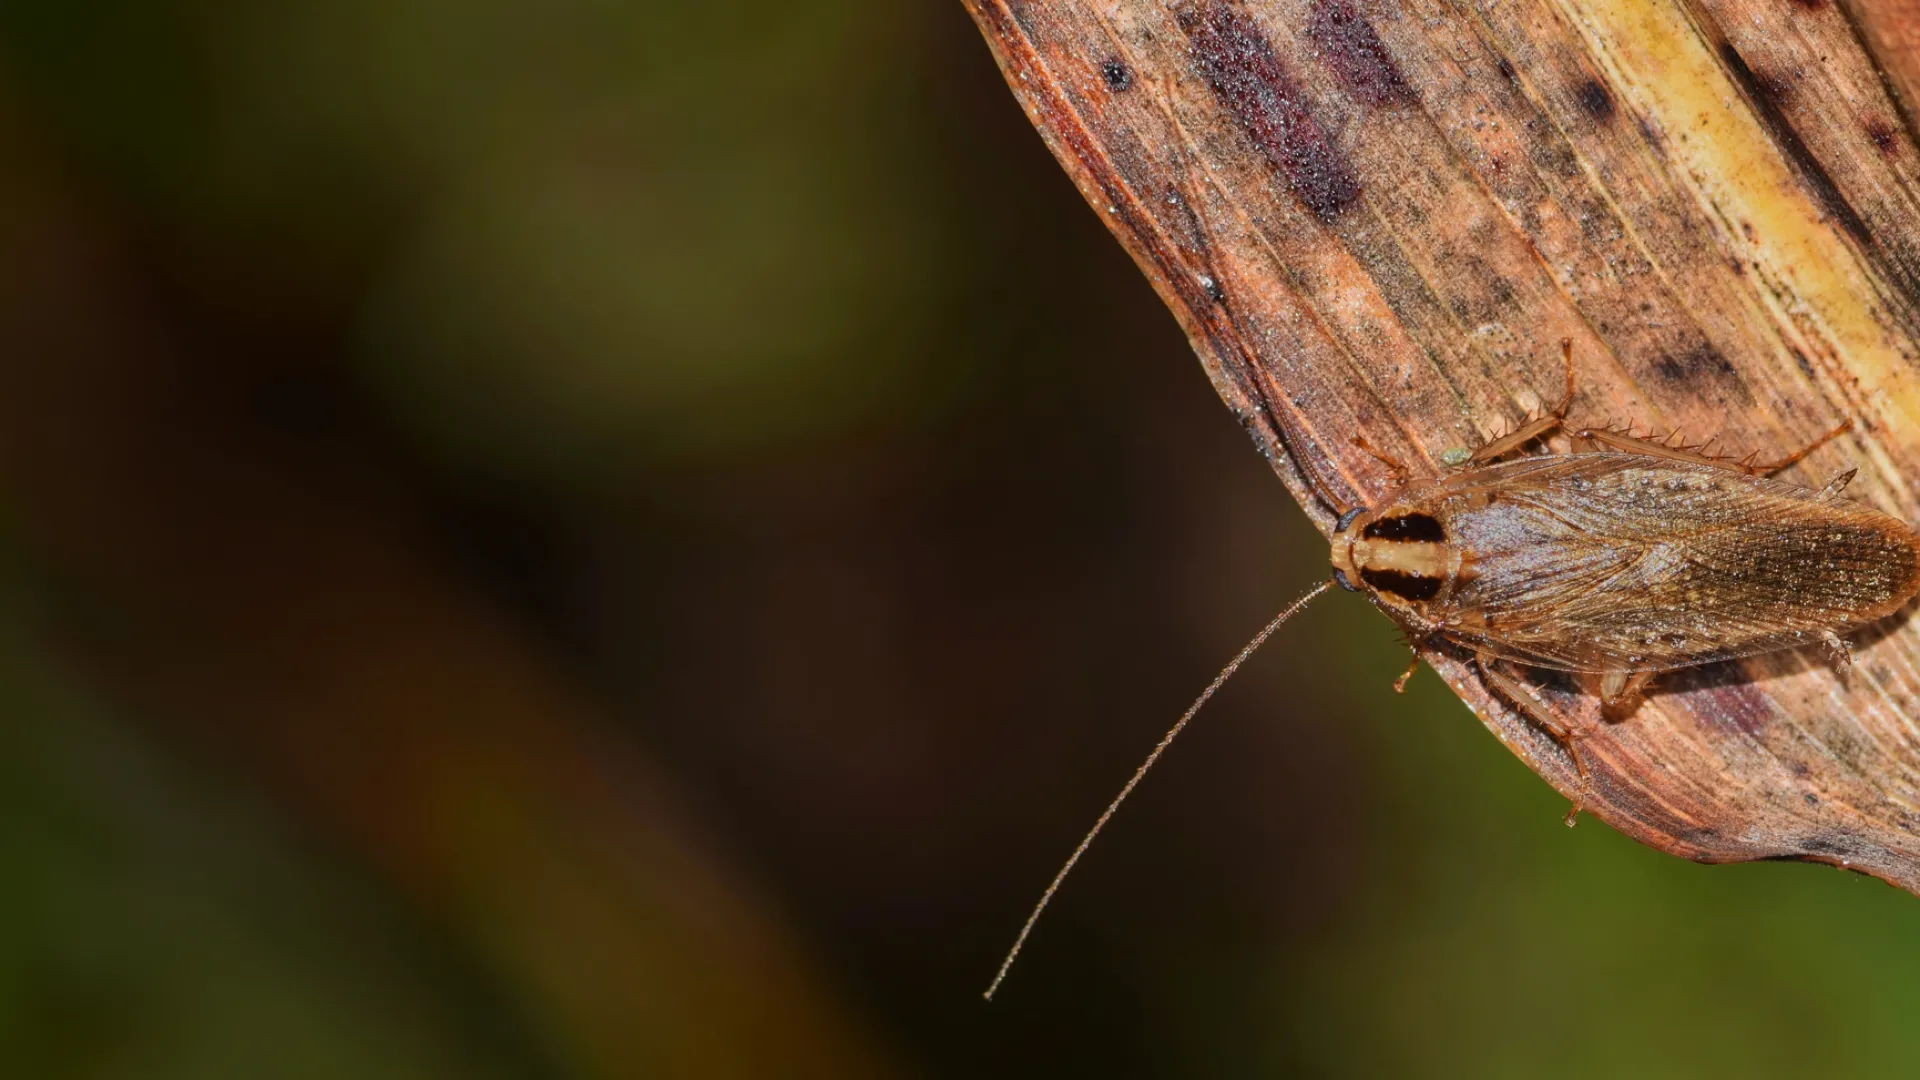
[984, 341, 1920, 999]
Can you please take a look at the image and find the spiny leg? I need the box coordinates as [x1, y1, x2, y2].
[1475, 650, 1591, 794]
[1574, 418, 1852, 477]
[1467, 338, 1576, 465]
[1751, 419, 1852, 476]
[1573, 425, 1737, 470]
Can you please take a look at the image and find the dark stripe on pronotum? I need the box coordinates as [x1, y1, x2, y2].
[1361, 568, 1443, 601]
[1362, 512, 1446, 542]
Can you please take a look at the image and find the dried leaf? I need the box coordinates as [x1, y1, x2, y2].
[962, 0, 1920, 889]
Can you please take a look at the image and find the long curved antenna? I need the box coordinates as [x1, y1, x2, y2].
[983, 578, 1335, 1000]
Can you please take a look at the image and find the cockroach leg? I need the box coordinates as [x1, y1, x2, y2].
[1598, 669, 1654, 718]
[1574, 425, 1731, 469]
[1466, 339, 1576, 465]
[1475, 650, 1590, 782]
[1752, 419, 1853, 476]
[1392, 646, 1424, 693]
[1575, 419, 1853, 477]
[1467, 413, 1565, 465]
[1818, 469, 1859, 498]
[1823, 631, 1854, 678]
[1351, 435, 1411, 486]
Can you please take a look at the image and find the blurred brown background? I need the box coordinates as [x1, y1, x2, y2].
[2, 2, 1919, 1077]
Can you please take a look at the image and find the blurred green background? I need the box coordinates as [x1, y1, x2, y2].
[1, 2, 1918, 1077]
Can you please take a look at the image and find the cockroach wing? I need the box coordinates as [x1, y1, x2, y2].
[1431, 454, 1920, 673]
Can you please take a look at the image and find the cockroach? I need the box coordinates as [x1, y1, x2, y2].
[984, 341, 1920, 999]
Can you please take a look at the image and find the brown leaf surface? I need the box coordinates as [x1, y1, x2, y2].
[961, 0, 1920, 889]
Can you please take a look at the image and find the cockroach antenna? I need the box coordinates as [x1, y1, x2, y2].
[983, 577, 1335, 1000]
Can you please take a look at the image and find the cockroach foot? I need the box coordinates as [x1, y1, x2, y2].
[1823, 631, 1854, 678]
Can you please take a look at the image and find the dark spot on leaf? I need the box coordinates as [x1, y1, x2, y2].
[1180, 1, 1361, 222]
[1635, 114, 1664, 153]
[1494, 57, 1516, 83]
[1653, 344, 1736, 384]
[1751, 67, 1794, 101]
[1307, 0, 1415, 108]
[1101, 58, 1132, 91]
[1576, 79, 1615, 122]
[1790, 347, 1815, 378]
[1526, 138, 1581, 179]
[1867, 117, 1897, 154]
[1718, 43, 1871, 247]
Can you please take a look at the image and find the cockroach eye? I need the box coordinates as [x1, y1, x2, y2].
[1334, 506, 1366, 532]
[1333, 567, 1358, 592]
